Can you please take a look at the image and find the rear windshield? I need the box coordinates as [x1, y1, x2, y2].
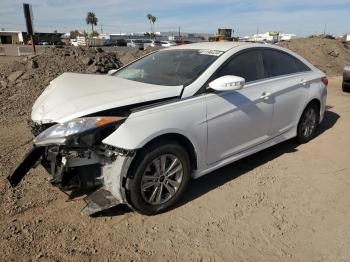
[114, 49, 221, 86]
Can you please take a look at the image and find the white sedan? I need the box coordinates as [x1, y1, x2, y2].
[159, 40, 176, 47]
[8, 42, 328, 215]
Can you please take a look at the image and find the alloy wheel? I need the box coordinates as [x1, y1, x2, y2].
[301, 107, 317, 137]
[141, 154, 183, 205]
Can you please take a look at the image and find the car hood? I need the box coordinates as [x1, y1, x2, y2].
[31, 72, 183, 123]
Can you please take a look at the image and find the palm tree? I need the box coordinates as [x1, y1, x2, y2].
[151, 15, 157, 35]
[86, 12, 98, 33]
[147, 14, 153, 35]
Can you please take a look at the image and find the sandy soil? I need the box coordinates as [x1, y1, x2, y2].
[0, 72, 350, 260]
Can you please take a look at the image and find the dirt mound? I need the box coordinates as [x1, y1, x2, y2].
[280, 36, 350, 76]
[0, 47, 152, 124]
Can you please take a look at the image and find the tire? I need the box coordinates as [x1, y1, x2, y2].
[126, 140, 191, 215]
[343, 82, 350, 92]
[296, 102, 319, 143]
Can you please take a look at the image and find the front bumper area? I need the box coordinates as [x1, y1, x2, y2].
[8, 144, 135, 215]
[8, 146, 45, 187]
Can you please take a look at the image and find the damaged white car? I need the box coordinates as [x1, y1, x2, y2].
[8, 42, 327, 215]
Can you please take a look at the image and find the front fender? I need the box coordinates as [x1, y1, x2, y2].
[102, 96, 207, 170]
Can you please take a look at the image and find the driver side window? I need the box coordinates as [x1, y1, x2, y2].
[217, 50, 264, 83]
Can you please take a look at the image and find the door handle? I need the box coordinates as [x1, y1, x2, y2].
[301, 79, 307, 86]
[260, 92, 271, 100]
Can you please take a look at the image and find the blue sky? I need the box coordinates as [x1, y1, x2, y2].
[0, 0, 349, 36]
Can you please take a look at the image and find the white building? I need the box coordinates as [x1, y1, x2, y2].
[280, 33, 297, 41]
[243, 32, 296, 43]
[0, 31, 24, 44]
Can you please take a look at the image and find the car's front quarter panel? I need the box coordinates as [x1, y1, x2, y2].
[102, 95, 208, 173]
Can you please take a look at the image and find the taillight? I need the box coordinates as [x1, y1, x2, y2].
[322, 77, 328, 87]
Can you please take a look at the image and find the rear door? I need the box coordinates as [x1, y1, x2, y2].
[262, 49, 311, 136]
[206, 49, 274, 164]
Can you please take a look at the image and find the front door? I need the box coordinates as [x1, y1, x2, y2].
[206, 49, 274, 164]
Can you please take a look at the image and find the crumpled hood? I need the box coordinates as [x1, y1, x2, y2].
[31, 72, 183, 123]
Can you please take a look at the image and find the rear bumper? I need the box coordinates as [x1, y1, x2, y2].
[319, 86, 327, 123]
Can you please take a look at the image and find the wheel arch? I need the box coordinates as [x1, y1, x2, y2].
[298, 98, 321, 127]
[305, 98, 321, 122]
[136, 133, 198, 171]
[308, 98, 320, 112]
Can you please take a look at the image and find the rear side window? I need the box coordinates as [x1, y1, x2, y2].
[263, 49, 310, 77]
[217, 50, 264, 82]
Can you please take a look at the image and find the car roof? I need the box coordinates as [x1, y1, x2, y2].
[169, 41, 249, 52]
[161, 41, 317, 72]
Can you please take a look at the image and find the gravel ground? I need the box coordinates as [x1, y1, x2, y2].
[0, 44, 350, 261]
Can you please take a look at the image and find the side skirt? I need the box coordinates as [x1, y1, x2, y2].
[193, 128, 296, 179]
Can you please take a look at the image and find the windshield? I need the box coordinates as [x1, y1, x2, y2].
[114, 49, 221, 86]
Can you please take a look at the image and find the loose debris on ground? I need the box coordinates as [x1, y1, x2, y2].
[0, 46, 153, 125]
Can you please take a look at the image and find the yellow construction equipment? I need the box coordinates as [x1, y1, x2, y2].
[209, 28, 233, 42]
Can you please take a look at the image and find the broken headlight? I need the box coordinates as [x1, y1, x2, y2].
[33, 117, 125, 147]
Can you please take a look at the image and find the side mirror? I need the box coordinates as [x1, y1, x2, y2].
[107, 69, 118, 75]
[208, 75, 245, 91]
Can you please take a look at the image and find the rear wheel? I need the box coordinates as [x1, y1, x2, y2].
[296, 102, 319, 143]
[126, 140, 190, 215]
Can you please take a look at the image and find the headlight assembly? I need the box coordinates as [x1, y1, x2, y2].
[34, 117, 125, 147]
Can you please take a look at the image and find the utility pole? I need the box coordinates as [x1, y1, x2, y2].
[101, 24, 103, 35]
[23, 3, 35, 54]
[178, 26, 181, 39]
[323, 24, 326, 35]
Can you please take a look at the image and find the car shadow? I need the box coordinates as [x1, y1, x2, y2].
[95, 110, 339, 217]
[91, 204, 132, 217]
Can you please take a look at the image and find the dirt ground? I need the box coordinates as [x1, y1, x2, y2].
[280, 36, 350, 76]
[0, 46, 350, 261]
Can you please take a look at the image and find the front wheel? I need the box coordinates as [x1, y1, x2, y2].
[296, 102, 319, 143]
[126, 140, 190, 215]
